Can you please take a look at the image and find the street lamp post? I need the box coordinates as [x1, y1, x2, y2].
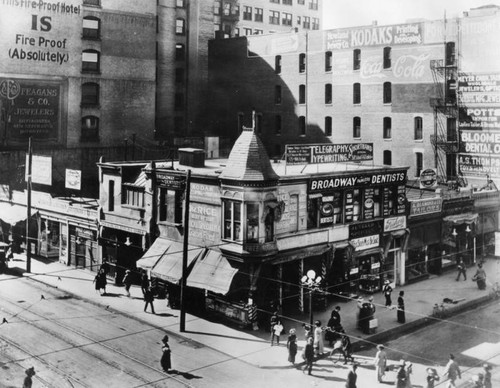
[301, 269, 322, 327]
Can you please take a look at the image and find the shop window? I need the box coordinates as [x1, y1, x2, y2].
[39, 219, 60, 258]
[414, 116, 423, 140]
[299, 53, 306, 73]
[353, 83, 360, 104]
[446, 42, 456, 66]
[383, 117, 392, 139]
[299, 116, 306, 136]
[81, 115, 99, 141]
[264, 205, 275, 242]
[81, 82, 99, 106]
[82, 16, 100, 40]
[275, 85, 282, 104]
[353, 116, 361, 138]
[383, 82, 392, 104]
[175, 18, 185, 35]
[82, 50, 100, 73]
[108, 180, 114, 211]
[325, 83, 332, 104]
[325, 116, 332, 136]
[255, 7, 263, 22]
[383, 150, 392, 165]
[246, 203, 259, 242]
[407, 247, 428, 281]
[121, 184, 145, 207]
[175, 44, 185, 61]
[344, 189, 362, 222]
[353, 49, 361, 70]
[447, 117, 457, 141]
[299, 84, 306, 104]
[325, 51, 332, 72]
[223, 199, 242, 241]
[383, 47, 391, 69]
[275, 115, 282, 135]
[415, 152, 423, 177]
[275, 55, 282, 74]
[159, 188, 183, 224]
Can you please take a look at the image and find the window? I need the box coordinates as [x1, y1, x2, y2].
[299, 53, 306, 72]
[233, 5, 240, 15]
[325, 83, 332, 104]
[81, 82, 99, 106]
[383, 47, 391, 69]
[353, 117, 361, 138]
[223, 200, 241, 241]
[303, 16, 310, 29]
[275, 85, 282, 104]
[81, 115, 99, 141]
[383, 150, 392, 165]
[82, 17, 100, 39]
[415, 152, 423, 177]
[234, 27, 240, 37]
[299, 116, 306, 135]
[297, 16, 301, 26]
[108, 180, 114, 211]
[309, 0, 318, 10]
[383, 117, 392, 139]
[214, 1, 221, 14]
[447, 117, 457, 141]
[299, 84, 306, 104]
[275, 115, 282, 135]
[312, 17, 319, 30]
[176, 0, 185, 7]
[122, 184, 144, 207]
[446, 153, 457, 179]
[243, 6, 252, 20]
[244, 28, 252, 36]
[270, 10, 280, 24]
[246, 203, 259, 242]
[159, 188, 183, 223]
[255, 7, 263, 22]
[353, 49, 361, 70]
[282, 12, 292, 26]
[175, 93, 184, 110]
[414, 116, 423, 140]
[175, 18, 185, 35]
[383, 82, 392, 104]
[283, 0, 292, 4]
[82, 50, 100, 72]
[298, 0, 305, 4]
[175, 44, 185, 61]
[353, 83, 361, 104]
[325, 116, 332, 136]
[175, 68, 185, 84]
[254, 29, 263, 35]
[83, 0, 100, 5]
[214, 24, 221, 37]
[264, 205, 274, 242]
[223, 2, 231, 15]
[270, 0, 280, 3]
[446, 78, 457, 104]
[325, 51, 332, 72]
[223, 23, 231, 37]
[446, 42, 456, 66]
[275, 55, 282, 74]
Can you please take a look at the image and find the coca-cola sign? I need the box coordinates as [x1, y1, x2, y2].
[361, 53, 430, 80]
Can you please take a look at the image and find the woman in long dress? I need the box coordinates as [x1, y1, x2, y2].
[286, 329, 298, 364]
[313, 320, 324, 356]
[160, 335, 172, 373]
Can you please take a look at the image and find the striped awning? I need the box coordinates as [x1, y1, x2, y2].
[187, 250, 238, 295]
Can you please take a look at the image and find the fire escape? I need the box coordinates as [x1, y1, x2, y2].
[215, 0, 240, 39]
[429, 40, 460, 185]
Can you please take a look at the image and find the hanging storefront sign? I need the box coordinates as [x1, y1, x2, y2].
[419, 168, 438, 189]
[349, 220, 383, 239]
[384, 216, 406, 232]
[156, 172, 185, 189]
[351, 234, 380, 251]
[65, 169, 81, 190]
[286, 143, 373, 165]
[410, 198, 442, 217]
[26, 154, 52, 185]
[442, 198, 474, 217]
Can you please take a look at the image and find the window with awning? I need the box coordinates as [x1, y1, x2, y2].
[187, 250, 238, 295]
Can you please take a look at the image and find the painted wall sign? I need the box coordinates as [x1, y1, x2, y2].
[361, 53, 430, 80]
[349, 220, 383, 239]
[350, 234, 380, 251]
[286, 143, 373, 165]
[190, 182, 221, 205]
[442, 198, 474, 217]
[458, 73, 500, 106]
[460, 130, 500, 154]
[409, 198, 443, 217]
[188, 202, 221, 245]
[459, 107, 500, 130]
[325, 23, 422, 51]
[309, 171, 406, 192]
[458, 153, 500, 178]
[1, 78, 60, 140]
[384, 216, 406, 232]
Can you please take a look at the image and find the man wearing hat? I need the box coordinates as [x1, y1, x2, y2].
[23, 366, 35, 388]
[426, 367, 440, 388]
[123, 269, 133, 297]
[382, 279, 393, 308]
[443, 354, 461, 387]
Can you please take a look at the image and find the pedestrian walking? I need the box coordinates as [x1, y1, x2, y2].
[23, 367, 35, 388]
[286, 328, 298, 364]
[383, 279, 393, 307]
[426, 367, 440, 388]
[270, 310, 279, 344]
[123, 269, 133, 297]
[374, 344, 388, 383]
[356, 296, 364, 329]
[397, 290, 406, 323]
[472, 263, 487, 290]
[313, 320, 324, 356]
[456, 258, 467, 281]
[345, 363, 358, 388]
[303, 323, 313, 340]
[143, 287, 155, 314]
[160, 335, 172, 373]
[93, 268, 107, 295]
[482, 364, 492, 388]
[271, 320, 284, 346]
[341, 334, 354, 364]
[99, 258, 110, 276]
[396, 360, 407, 388]
[405, 361, 413, 388]
[443, 353, 461, 388]
[302, 337, 315, 375]
[140, 271, 150, 295]
[325, 306, 342, 346]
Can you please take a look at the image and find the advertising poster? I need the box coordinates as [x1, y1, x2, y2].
[286, 143, 373, 165]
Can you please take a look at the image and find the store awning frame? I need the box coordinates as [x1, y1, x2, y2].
[443, 212, 479, 225]
[136, 237, 171, 270]
[187, 249, 239, 295]
[0, 203, 38, 225]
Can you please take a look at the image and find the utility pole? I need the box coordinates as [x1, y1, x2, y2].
[26, 137, 32, 273]
[180, 169, 191, 332]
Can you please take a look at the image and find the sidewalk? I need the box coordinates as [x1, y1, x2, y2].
[5, 254, 500, 369]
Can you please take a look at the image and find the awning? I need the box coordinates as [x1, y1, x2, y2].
[353, 246, 383, 258]
[443, 213, 478, 225]
[187, 249, 239, 295]
[150, 241, 204, 284]
[272, 243, 331, 265]
[0, 203, 37, 225]
[136, 237, 172, 270]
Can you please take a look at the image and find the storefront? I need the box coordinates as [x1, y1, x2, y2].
[474, 190, 500, 258]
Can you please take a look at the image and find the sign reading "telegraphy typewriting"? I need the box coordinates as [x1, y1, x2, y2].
[286, 143, 373, 165]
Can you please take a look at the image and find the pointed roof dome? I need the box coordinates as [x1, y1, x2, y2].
[220, 127, 279, 182]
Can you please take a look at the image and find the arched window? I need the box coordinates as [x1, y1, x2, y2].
[415, 152, 423, 177]
[353, 83, 361, 104]
[353, 49, 361, 70]
[414, 116, 423, 140]
[83, 16, 100, 40]
[299, 53, 306, 73]
[353, 117, 361, 138]
[299, 84, 306, 104]
[325, 51, 332, 72]
[275, 55, 282, 74]
[383, 82, 392, 104]
[275, 85, 282, 104]
[325, 83, 332, 104]
[81, 82, 99, 106]
[81, 116, 99, 141]
[82, 50, 100, 72]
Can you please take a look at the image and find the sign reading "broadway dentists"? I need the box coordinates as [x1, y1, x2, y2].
[309, 171, 407, 192]
[286, 143, 373, 165]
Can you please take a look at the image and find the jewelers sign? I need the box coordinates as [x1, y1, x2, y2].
[286, 143, 373, 165]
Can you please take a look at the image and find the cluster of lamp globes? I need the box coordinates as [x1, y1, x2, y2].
[452, 224, 472, 237]
[301, 269, 322, 288]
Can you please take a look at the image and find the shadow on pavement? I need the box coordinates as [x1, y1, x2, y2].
[169, 370, 202, 380]
[185, 330, 268, 343]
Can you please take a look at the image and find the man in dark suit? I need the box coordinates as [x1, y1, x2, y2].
[345, 363, 358, 388]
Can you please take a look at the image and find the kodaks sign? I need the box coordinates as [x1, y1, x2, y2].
[309, 171, 406, 192]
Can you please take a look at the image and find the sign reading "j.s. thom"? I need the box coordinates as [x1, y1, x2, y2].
[286, 143, 373, 165]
